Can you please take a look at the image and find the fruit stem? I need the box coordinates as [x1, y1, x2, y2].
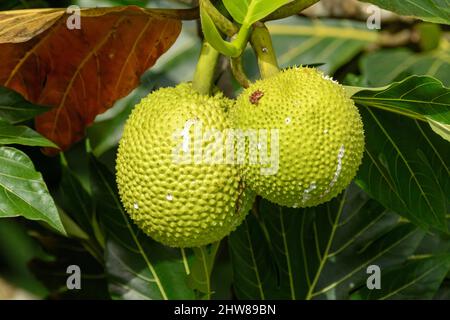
[250, 22, 280, 79]
[230, 56, 251, 89]
[192, 41, 220, 95]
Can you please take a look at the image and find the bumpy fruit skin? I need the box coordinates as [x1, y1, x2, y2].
[116, 83, 254, 248]
[230, 67, 364, 208]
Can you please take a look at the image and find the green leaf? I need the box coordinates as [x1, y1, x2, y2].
[245, 0, 291, 25]
[349, 76, 450, 142]
[200, 7, 240, 57]
[359, 48, 450, 87]
[267, 17, 378, 75]
[228, 214, 279, 299]
[223, 0, 291, 25]
[89, 155, 195, 300]
[222, 0, 250, 23]
[0, 86, 48, 124]
[55, 161, 99, 243]
[187, 242, 221, 299]
[0, 119, 57, 147]
[229, 186, 425, 299]
[0, 147, 65, 234]
[361, 0, 450, 25]
[356, 107, 450, 233]
[415, 23, 442, 52]
[353, 255, 450, 300]
[428, 119, 450, 143]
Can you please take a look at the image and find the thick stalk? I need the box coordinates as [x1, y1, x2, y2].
[192, 41, 220, 95]
[250, 22, 280, 79]
[200, 0, 237, 36]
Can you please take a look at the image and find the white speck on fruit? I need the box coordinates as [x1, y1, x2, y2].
[166, 193, 174, 201]
[262, 47, 268, 53]
[257, 143, 262, 150]
[321, 145, 345, 198]
[324, 129, 329, 134]
[321, 73, 338, 84]
[302, 182, 317, 203]
[133, 203, 139, 210]
[285, 117, 292, 125]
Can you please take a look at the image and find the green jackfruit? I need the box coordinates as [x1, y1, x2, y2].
[230, 67, 365, 208]
[116, 83, 254, 248]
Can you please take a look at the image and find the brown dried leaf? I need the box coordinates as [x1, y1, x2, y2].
[0, 6, 182, 154]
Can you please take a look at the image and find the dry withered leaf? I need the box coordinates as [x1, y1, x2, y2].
[0, 6, 182, 154]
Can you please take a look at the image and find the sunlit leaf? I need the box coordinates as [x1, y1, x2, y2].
[0, 6, 182, 154]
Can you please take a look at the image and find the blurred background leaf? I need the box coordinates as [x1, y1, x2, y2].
[360, 0, 450, 25]
[0, 219, 48, 298]
[268, 17, 378, 75]
[359, 45, 450, 87]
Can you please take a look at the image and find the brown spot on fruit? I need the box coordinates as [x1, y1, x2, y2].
[249, 90, 264, 105]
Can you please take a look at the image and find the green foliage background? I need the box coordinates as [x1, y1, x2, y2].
[0, 0, 449, 300]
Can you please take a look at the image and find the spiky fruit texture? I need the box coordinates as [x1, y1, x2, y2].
[116, 83, 254, 248]
[230, 67, 364, 208]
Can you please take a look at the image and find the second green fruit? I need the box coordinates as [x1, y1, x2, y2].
[230, 67, 365, 208]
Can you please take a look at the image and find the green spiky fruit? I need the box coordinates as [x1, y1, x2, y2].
[230, 67, 364, 208]
[116, 83, 254, 248]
